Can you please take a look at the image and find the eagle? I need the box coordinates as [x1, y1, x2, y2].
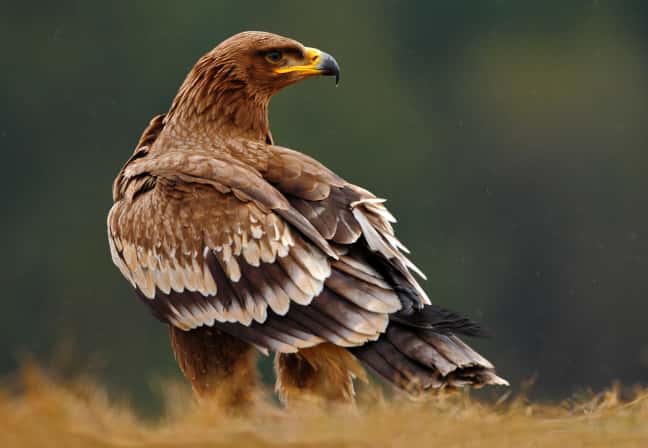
[108, 31, 507, 405]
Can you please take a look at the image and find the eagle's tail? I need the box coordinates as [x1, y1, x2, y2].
[351, 318, 508, 394]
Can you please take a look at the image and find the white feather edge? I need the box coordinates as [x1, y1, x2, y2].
[351, 207, 431, 305]
[111, 231, 330, 330]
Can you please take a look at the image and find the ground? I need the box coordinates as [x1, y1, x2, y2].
[1, 366, 647, 448]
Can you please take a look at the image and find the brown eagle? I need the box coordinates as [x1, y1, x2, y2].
[108, 31, 507, 405]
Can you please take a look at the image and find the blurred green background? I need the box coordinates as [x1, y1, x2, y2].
[2, 0, 648, 412]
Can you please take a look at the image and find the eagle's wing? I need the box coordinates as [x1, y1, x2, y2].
[259, 144, 508, 390]
[108, 148, 400, 353]
[264, 145, 430, 312]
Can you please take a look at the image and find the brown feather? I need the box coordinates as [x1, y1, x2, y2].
[275, 343, 366, 404]
[372, 340, 439, 391]
[325, 269, 401, 314]
[386, 326, 456, 376]
[168, 325, 258, 405]
[288, 306, 370, 346]
[311, 290, 388, 337]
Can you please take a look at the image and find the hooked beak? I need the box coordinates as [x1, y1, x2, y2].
[274, 47, 341, 85]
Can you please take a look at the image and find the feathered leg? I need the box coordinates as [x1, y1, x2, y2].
[274, 343, 367, 405]
[168, 325, 258, 409]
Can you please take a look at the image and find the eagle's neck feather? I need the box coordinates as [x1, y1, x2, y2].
[162, 55, 272, 146]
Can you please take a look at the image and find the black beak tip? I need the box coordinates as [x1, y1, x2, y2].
[318, 52, 341, 86]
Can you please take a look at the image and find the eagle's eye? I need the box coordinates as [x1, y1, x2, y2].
[265, 50, 283, 64]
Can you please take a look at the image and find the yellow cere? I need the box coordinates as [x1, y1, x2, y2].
[274, 47, 323, 75]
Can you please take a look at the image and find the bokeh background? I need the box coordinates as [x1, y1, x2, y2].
[2, 1, 647, 413]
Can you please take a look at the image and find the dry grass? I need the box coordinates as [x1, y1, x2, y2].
[1, 365, 648, 448]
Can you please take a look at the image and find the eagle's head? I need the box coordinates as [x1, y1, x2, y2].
[209, 31, 340, 95]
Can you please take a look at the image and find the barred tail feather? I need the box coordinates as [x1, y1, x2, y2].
[352, 324, 508, 395]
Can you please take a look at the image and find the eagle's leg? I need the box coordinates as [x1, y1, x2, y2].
[274, 343, 367, 405]
[168, 325, 258, 409]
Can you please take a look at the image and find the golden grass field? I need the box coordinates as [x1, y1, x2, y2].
[2, 365, 648, 448]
